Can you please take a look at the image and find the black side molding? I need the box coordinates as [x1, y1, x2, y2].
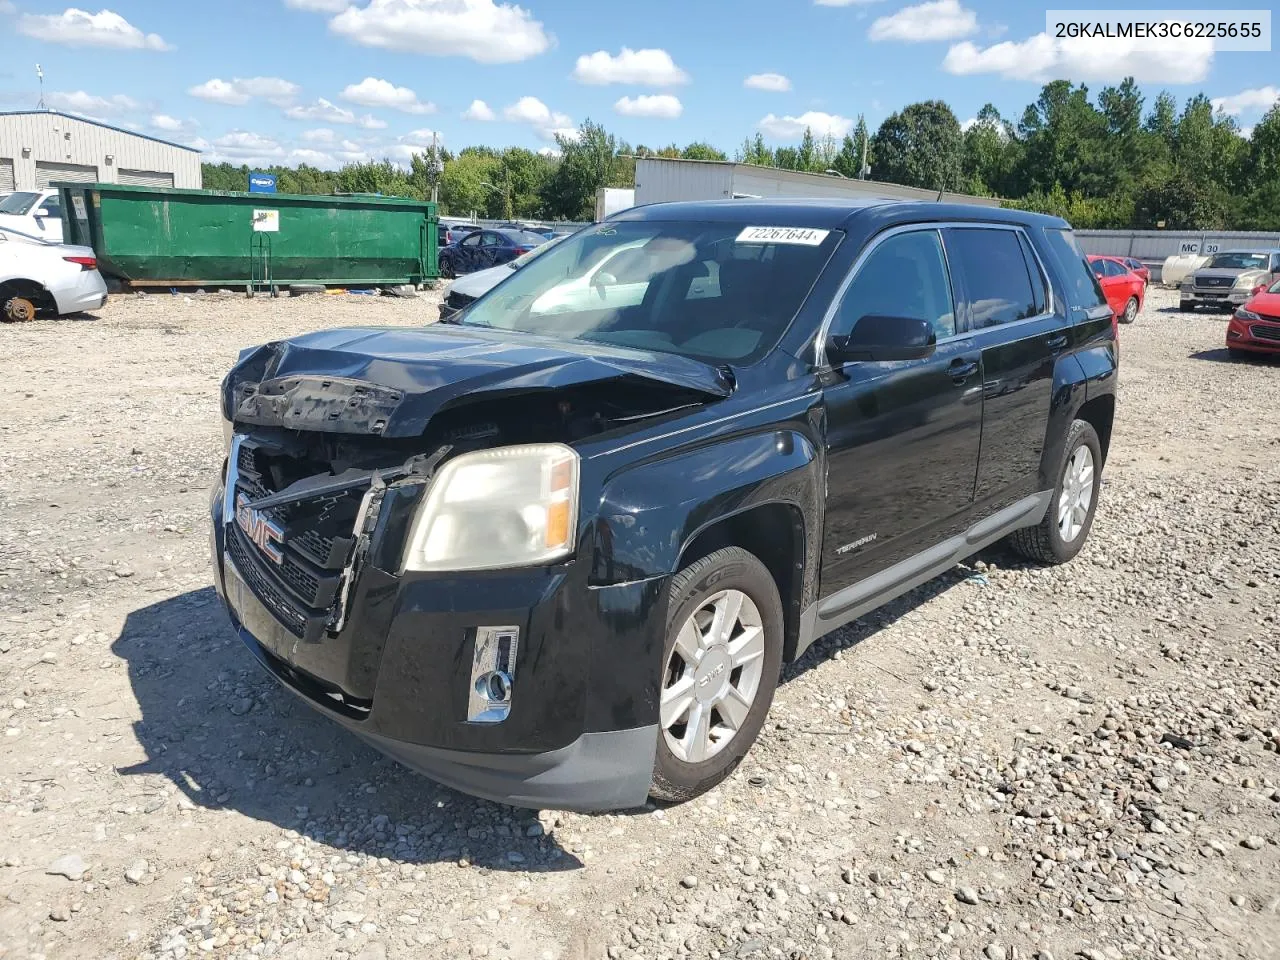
[796, 491, 1052, 658]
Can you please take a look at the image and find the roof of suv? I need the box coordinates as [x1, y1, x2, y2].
[612, 197, 1069, 232]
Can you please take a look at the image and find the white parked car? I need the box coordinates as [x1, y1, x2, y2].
[0, 190, 65, 243]
[0, 226, 107, 321]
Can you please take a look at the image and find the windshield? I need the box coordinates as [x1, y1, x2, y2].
[509, 233, 566, 269]
[0, 192, 42, 216]
[457, 220, 842, 363]
[1208, 252, 1267, 270]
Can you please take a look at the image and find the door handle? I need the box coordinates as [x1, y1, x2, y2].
[1045, 333, 1069, 351]
[949, 358, 979, 384]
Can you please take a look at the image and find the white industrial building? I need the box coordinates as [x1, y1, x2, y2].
[634, 157, 1000, 209]
[0, 110, 201, 192]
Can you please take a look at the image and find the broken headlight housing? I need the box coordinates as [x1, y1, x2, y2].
[402, 444, 579, 572]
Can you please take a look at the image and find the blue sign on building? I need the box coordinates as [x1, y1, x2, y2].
[249, 172, 277, 194]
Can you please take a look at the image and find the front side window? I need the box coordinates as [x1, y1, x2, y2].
[832, 229, 955, 341]
[946, 228, 1038, 329]
[460, 233, 481, 248]
[457, 219, 842, 363]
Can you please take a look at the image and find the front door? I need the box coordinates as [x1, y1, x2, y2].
[819, 227, 984, 597]
[945, 226, 1068, 508]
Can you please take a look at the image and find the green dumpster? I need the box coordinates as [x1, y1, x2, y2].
[58, 183, 438, 287]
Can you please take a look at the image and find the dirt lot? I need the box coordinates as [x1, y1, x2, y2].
[1, 285, 1278, 960]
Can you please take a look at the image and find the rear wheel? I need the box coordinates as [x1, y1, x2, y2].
[3, 296, 37, 322]
[650, 547, 783, 804]
[439, 256, 456, 279]
[1008, 419, 1102, 565]
[1120, 296, 1139, 324]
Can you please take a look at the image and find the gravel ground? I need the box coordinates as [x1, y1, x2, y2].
[0, 285, 1277, 960]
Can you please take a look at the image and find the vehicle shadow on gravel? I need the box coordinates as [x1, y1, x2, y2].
[111, 588, 581, 871]
[1190, 348, 1279, 365]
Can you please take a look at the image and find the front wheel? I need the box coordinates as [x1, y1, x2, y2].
[1179, 300, 1194, 312]
[1121, 296, 1139, 323]
[1008, 419, 1103, 565]
[650, 547, 783, 804]
[439, 257, 455, 279]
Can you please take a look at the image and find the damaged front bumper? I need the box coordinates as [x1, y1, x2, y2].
[208, 459, 664, 812]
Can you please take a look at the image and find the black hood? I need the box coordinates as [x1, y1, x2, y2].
[223, 324, 734, 437]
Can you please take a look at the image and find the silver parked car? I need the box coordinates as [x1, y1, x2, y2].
[1180, 249, 1280, 311]
[0, 225, 108, 321]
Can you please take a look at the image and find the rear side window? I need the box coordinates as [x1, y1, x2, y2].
[945, 228, 1038, 329]
[1043, 228, 1108, 311]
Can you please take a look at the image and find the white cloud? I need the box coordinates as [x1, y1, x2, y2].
[943, 32, 1213, 83]
[17, 7, 170, 50]
[46, 90, 138, 115]
[150, 114, 199, 135]
[329, 0, 551, 64]
[537, 146, 560, 157]
[503, 96, 574, 139]
[284, 97, 382, 128]
[210, 131, 286, 163]
[572, 47, 689, 86]
[462, 98, 495, 121]
[188, 77, 299, 107]
[283, 0, 349, 10]
[340, 76, 435, 114]
[869, 0, 976, 42]
[960, 116, 977, 132]
[287, 147, 338, 166]
[614, 94, 683, 119]
[744, 72, 791, 92]
[758, 111, 854, 140]
[301, 127, 337, 143]
[1211, 86, 1280, 116]
[1240, 126, 1254, 140]
[814, 0, 883, 5]
[0, 1, 15, 12]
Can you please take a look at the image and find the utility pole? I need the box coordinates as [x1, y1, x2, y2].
[430, 131, 442, 204]
[36, 64, 45, 109]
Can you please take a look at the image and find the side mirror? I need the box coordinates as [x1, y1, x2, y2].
[827, 315, 936, 364]
[1252, 283, 1268, 297]
[35, 207, 51, 218]
[592, 271, 617, 288]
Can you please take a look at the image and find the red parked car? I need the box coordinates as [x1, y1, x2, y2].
[1226, 279, 1280, 358]
[1118, 257, 1150, 284]
[1088, 255, 1145, 324]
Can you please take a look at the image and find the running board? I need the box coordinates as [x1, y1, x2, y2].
[795, 491, 1051, 658]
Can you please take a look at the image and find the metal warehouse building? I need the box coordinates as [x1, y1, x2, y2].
[0, 110, 201, 193]
[634, 157, 1000, 208]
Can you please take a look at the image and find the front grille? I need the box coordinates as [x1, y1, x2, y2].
[1250, 324, 1280, 342]
[1195, 276, 1233, 289]
[226, 528, 308, 637]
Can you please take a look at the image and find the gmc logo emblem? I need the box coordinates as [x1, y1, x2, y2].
[235, 493, 285, 564]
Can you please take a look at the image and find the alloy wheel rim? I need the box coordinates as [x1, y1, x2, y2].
[660, 589, 765, 764]
[1057, 445, 1095, 543]
[1124, 298, 1138, 321]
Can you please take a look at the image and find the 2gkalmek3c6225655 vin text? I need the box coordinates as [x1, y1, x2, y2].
[209, 199, 1118, 811]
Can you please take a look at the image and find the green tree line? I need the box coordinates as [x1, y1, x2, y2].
[202, 78, 1280, 230]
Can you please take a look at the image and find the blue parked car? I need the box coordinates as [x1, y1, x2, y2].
[438, 228, 547, 278]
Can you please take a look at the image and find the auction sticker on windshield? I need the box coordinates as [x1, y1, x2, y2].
[736, 226, 830, 246]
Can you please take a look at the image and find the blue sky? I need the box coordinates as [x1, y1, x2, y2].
[1, 0, 1276, 168]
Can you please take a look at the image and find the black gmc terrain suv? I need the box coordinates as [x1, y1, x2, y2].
[211, 199, 1118, 811]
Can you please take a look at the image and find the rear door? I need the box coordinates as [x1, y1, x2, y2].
[478, 232, 504, 269]
[944, 225, 1069, 509]
[819, 227, 984, 595]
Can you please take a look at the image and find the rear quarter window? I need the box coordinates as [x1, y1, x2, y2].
[1042, 228, 1107, 312]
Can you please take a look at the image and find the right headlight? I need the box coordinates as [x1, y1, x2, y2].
[401, 443, 579, 572]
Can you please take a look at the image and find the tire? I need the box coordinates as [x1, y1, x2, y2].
[439, 257, 456, 280]
[1179, 300, 1194, 312]
[289, 283, 326, 296]
[1008, 419, 1103, 565]
[650, 547, 784, 804]
[1120, 296, 1139, 324]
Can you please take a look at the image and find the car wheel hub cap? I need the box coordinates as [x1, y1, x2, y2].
[660, 588, 765, 764]
[1057, 445, 1095, 543]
